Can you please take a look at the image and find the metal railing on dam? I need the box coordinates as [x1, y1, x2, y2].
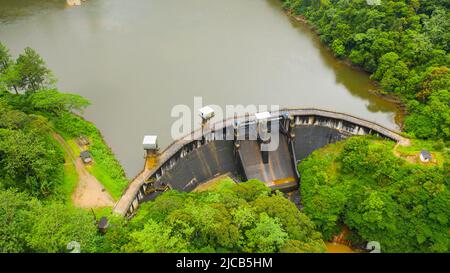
[113, 108, 407, 217]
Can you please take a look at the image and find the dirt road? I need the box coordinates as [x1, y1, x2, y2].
[53, 133, 115, 208]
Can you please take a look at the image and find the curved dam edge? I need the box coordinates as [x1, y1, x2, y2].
[113, 108, 408, 217]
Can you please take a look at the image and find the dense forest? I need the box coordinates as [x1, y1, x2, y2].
[282, 0, 449, 140]
[103, 179, 325, 253]
[299, 136, 449, 252]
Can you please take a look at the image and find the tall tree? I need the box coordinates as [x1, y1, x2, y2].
[0, 42, 12, 74]
[0, 42, 19, 94]
[15, 47, 54, 92]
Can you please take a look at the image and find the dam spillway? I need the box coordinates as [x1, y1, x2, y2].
[114, 108, 407, 217]
[238, 134, 297, 190]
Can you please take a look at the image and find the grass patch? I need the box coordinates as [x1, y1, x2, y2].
[60, 155, 78, 203]
[395, 139, 446, 168]
[87, 165, 125, 200]
[91, 207, 113, 219]
[67, 139, 81, 155]
[193, 176, 236, 192]
[298, 139, 347, 178]
[53, 143, 79, 204]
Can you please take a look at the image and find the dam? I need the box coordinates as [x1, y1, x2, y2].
[114, 108, 407, 217]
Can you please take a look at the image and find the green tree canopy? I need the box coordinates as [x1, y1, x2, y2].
[0, 190, 101, 253]
[27, 202, 100, 253]
[298, 136, 449, 252]
[27, 89, 90, 115]
[15, 47, 54, 93]
[105, 179, 326, 253]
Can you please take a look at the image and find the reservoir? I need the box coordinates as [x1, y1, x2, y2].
[0, 0, 402, 177]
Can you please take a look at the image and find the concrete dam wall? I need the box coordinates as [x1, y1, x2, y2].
[114, 108, 407, 217]
[155, 140, 239, 192]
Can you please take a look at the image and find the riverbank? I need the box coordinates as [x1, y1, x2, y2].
[281, 1, 450, 141]
[53, 132, 115, 208]
[285, 10, 407, 129]
[51, 112, 129, 201]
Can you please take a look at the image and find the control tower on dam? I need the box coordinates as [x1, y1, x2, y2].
[114, 108, 407, 217]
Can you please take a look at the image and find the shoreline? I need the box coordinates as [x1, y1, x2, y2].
[53, 112, 129, 201]
[285, 10, 407, 130]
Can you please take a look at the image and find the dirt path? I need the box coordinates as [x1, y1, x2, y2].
[53, 133, 115, 208]
[393, 141, 416, 164]
[393, 142, 401, 157]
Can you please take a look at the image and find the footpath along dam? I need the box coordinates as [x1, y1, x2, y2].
[113, 108, 408, 217]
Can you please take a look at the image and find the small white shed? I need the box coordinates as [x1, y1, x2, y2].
[143, 135, 158, 150]
[199, 106, 215, 120]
